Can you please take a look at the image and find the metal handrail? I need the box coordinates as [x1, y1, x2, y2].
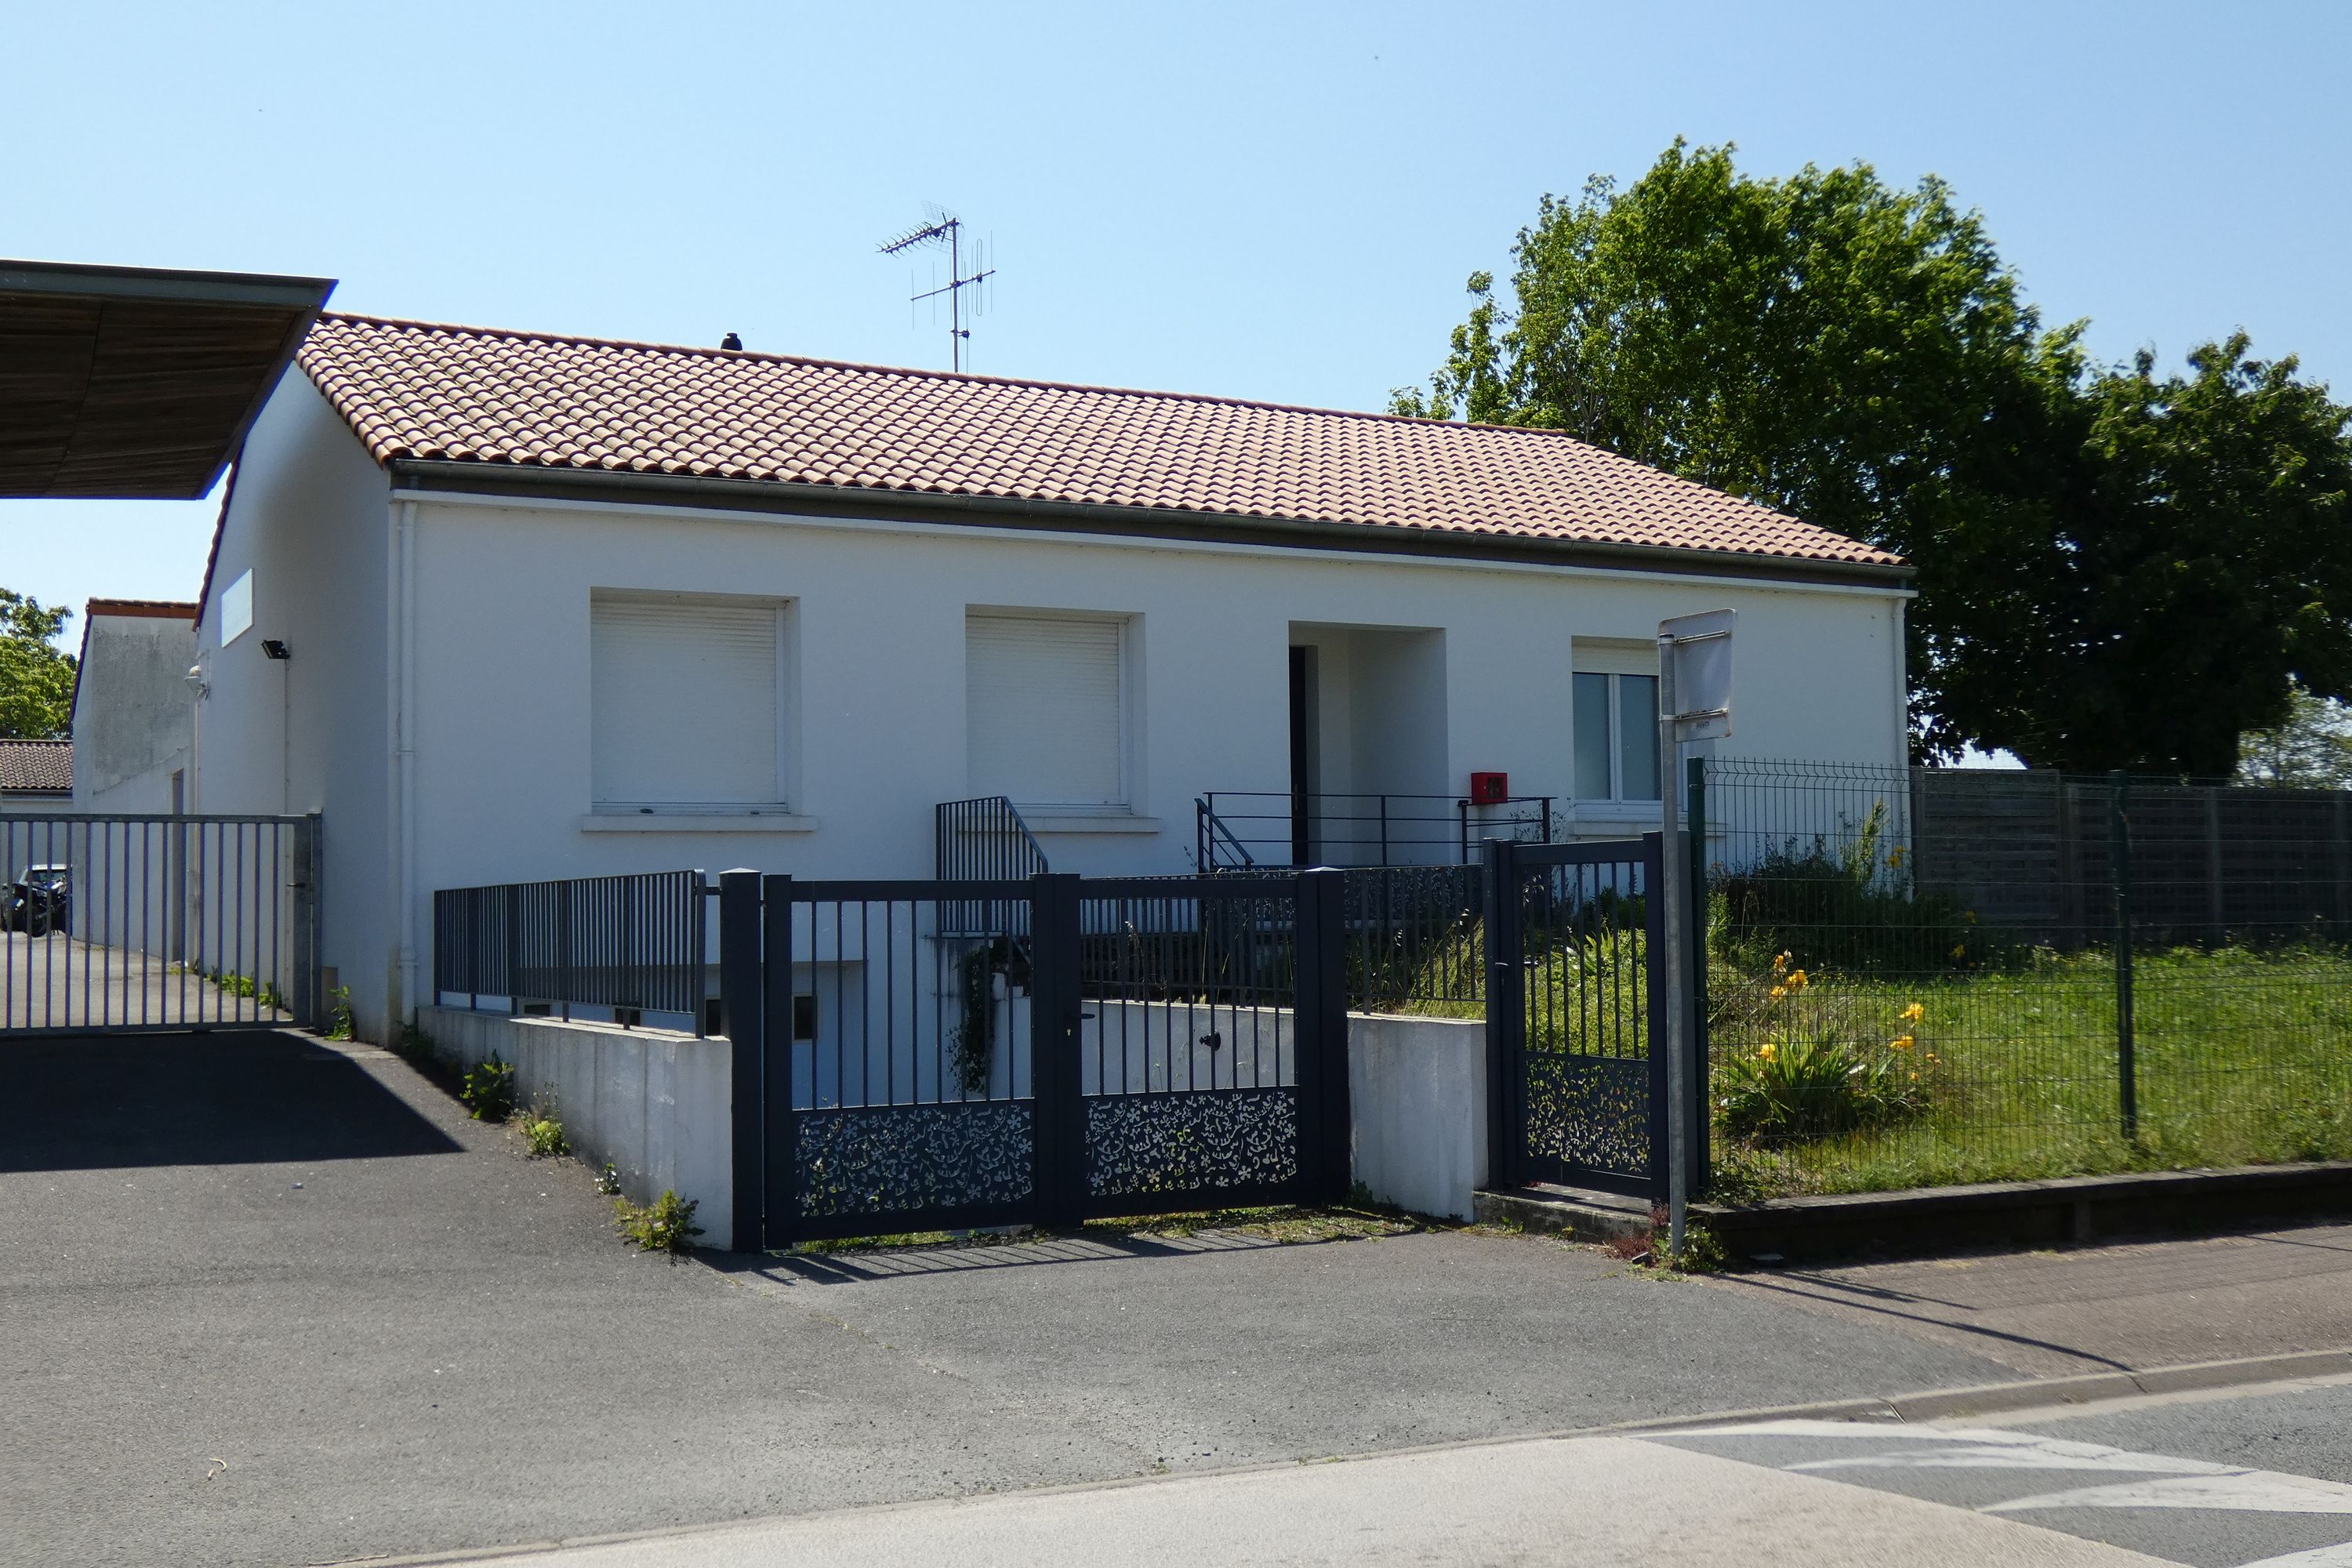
[1195, 800, 1259, 871]
[1197, 791, 1557, 867]
[935, 796, 1050, 880]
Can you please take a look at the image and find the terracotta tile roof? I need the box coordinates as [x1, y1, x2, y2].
[296, 314, 1903, 572]
[0, 739, 71, 795]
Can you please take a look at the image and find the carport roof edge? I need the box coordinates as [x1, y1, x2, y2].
[0, 258, 336, 501]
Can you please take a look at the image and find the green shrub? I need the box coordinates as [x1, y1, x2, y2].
[1714, 962, 1936, 1145]
[394, 1020, 435, 1060]
[325, 985, 355, 1041]
[459, 1056, 516, 1122]
[614, 1189, 702, 1252]
[1715, 800, 2001, 978]
[520, 1104, 568, 1157]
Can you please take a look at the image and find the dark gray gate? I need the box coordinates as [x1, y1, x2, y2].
[728, 870, 1350, 1247]
[1, 812, 319, 1036]
[1483, 836, 1667, 1196]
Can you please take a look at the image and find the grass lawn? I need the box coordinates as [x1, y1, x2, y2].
[1704, 946, 2352, 1199]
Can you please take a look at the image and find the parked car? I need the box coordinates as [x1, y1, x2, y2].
[5, 864, 71, 937]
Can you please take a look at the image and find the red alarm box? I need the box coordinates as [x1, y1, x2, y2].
[1468, 771, 1509, 804]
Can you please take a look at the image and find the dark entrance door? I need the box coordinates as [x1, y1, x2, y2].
[1483, 835, 1668, 1196]
[1287, 646, 1316, 866]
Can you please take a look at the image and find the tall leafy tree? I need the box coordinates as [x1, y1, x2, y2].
[0, 590, 76, 740]
[1399, 141, 2352, 775]
[2239, 683, 2352, 788]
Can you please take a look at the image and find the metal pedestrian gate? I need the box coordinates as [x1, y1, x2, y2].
[719, 870, 1352, 1248]
[1483, 835, 1679, 1197]
[0, 812, 321, 1036]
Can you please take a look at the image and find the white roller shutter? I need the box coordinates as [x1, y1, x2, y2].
[967, 612, 1126, 808]
[591, 595, 782, 807]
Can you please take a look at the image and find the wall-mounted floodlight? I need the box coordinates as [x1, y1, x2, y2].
[261, 639, 290, 661]
[183, 663, 209, 699]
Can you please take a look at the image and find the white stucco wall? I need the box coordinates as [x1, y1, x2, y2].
[397, 493, 1908, 917]
[195, 377, 394, 1036]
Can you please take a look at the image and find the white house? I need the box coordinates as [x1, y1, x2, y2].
[186, 312, 1911, 1041]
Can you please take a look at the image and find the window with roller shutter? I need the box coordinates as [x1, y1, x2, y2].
[590, 592, 790, 810]
[965, 611, 1130, 810]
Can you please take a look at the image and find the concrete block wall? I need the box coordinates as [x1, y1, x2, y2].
[1346, 1013, 1488, 1221]
[423, 1007, 735, 1249]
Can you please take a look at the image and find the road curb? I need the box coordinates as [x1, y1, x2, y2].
[1614, 1346, 2352, 1432]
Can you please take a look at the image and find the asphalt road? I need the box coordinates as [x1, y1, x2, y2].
[2, 1029, 2015, 1568]
[7, 1029, 2349, 1568]
[1652, 1375, 2352, 1568]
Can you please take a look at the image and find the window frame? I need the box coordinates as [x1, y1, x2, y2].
[1573, 670, 1662, 806]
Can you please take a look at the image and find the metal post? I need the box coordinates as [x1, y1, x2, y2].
[1029, 872, 1084, 1227]
[1658, 641, 1690, 1262]
[1481, 837, 1523, 1189]
[718, 869, 764, 1252]
[2110, 773, 2137, 1142]
[760, 874, 795, 1247]
[1294, 868, 1352, 1201]
[1684, 757, 1709, 1199]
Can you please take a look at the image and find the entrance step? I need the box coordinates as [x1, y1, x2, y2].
[1474, 1184, 1655, 1246]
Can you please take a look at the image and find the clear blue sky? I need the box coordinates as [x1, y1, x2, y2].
[7, 0, 2347, 639]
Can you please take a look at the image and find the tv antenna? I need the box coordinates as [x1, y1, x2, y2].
[878, 207, 995, 372]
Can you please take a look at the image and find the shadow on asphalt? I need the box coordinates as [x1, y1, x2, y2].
[720, 1225, 1323, 1285]
[0, 1030, 463, 1171]
[1724, 1268, 2136, 1371]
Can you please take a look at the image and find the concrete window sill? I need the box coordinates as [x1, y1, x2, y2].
[1016, 815, 1163, 835]
[579, 812, 819, 834]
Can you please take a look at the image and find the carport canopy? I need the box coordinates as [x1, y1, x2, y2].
[0, 258, 335, 499]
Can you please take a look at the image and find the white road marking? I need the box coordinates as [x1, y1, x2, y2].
[2230, 1542, 2352, 1567]
[1984, 1471, 2352, 1516]
[1790, 1434, 2227, 1478]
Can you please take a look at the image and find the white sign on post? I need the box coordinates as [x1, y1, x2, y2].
[1656, 608, 1733, 1265]
[1660, 608, 1735, 742]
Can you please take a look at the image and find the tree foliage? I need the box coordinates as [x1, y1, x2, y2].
[1398, 141, 2352, 775]
[0, 590, 76, 740]
[2239, 683, 2352, 788]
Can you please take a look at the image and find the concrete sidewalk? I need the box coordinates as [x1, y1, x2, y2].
[377, 1432, 2170, 1568]
[1709, 1223, 2352, 1377]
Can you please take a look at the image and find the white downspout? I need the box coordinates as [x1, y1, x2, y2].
[388, 498, 419, 1032]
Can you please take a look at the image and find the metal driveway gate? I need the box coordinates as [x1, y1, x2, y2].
[726, 870, 1350, 1247]
[1, 812, 320, 1036]
[1483, 836, 1668, 1196]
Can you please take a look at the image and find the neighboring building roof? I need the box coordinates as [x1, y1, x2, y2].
[86, 597, 198, 621]
[295, 314, 1904, 575]
[0, 739, 72, 795]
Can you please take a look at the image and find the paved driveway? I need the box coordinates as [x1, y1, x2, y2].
[0, 1029, 2163, 1568]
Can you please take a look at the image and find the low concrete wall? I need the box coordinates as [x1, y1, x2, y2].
[1347, 1012, 1487, 1221]
[420, 1003, 1494, 1243]
[423, 1007, 735, 1250]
